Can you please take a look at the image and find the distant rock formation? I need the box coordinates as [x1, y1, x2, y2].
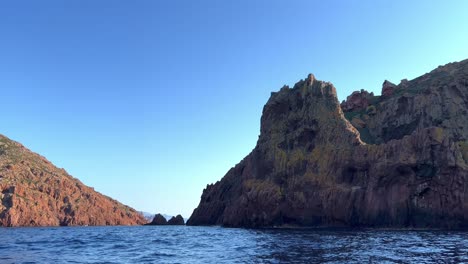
[0, 135, 146, 227]
[167, 215, 185, 225]
[188, 59, 468, 229]
[148, 213, 168, 225]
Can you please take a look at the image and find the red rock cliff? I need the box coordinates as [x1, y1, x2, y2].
[0, 135, 146, 227]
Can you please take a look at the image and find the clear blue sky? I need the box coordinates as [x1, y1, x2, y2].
[0, 1, 467, 217]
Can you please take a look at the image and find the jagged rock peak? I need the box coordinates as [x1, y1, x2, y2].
[306, 73, 316, 85]
[260, 74, 362, 148]
[381, 80, 397, 97]
[340, 89, 375, 112]
[399, 78, 409, 86]
[276, 73, 338, 98]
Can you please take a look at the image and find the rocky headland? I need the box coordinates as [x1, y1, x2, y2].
[0, 135, 146, 227]
[188, 59, 468, 228]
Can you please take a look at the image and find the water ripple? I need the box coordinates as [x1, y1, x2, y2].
[0, 226, 467, 263]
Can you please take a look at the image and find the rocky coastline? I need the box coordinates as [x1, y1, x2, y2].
[188, 59, 468, 229]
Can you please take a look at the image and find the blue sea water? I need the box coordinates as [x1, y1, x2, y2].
[0, 226, 467, 263]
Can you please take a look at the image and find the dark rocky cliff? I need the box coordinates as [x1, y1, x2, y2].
[187, 59, 468, 228]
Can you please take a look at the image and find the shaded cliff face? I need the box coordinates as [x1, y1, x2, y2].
[188, 60, 468, 228]
[0, 135, 146, 227]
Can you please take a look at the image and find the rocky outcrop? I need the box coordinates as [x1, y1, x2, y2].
[0, 135, 146, 227]
[148, 213, 168, 225]
[381, 80, 397, 97]
[343, 59, 468, 145]
[188, 59, 468, 228]
[168, 214, 185, 225]
[340, 89, 375, 112]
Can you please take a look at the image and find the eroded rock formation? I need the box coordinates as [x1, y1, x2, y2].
[188, 59, 468, 228]
[0, 135, 146, 227]
[340, 89, 374, 112]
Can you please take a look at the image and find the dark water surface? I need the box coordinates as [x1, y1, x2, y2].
[0, 226, 467, 263]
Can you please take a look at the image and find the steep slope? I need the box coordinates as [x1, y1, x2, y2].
[0, 135, 146, 226]
[188, 60, 468, 228]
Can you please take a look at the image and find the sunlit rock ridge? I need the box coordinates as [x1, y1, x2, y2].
[0, 135, 146, 227]
[188, 59, 468, 228]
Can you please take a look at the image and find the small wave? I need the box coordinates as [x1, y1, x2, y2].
[0, 226, 466, 263]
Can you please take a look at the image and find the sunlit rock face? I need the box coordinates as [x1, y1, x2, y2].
[188, 59, 468, 228]
[0, 135, 146, 227]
